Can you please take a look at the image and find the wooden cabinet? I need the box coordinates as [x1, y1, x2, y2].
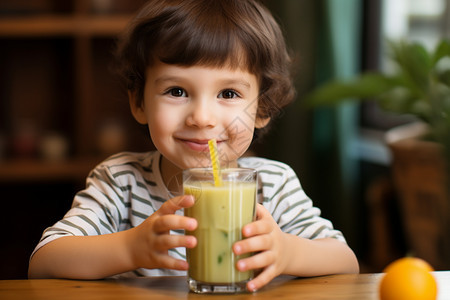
[0, 0, 150, 279]
[0, 0, 152, 181]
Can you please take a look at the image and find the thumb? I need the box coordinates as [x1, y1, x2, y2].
[157, 195, 195, 216]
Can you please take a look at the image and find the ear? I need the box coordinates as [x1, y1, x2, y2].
[128, 90, 147, 125]
[255, 117, 270, 129]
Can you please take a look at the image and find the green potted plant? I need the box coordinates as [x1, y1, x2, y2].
[304, 39, 450, 269]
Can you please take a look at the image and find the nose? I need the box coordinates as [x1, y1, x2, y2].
[185, 98, 217, 128]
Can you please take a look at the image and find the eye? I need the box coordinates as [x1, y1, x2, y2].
[165, 87, 187, 97]
[218, 89, 240, 99]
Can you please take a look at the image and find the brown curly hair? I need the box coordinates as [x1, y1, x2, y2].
[115, 0, 295, 134]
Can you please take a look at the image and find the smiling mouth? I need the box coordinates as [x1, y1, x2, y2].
[180, 139, 218, 152]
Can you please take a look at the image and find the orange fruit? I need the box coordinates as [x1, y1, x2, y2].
[379, 257, 438, 300]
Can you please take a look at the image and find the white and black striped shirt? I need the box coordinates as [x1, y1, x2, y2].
[32, 151, 345, 278]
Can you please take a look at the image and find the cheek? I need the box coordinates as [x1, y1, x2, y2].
[220, 114, 256, 162]
[233, 121, 255, 145]
[231, 104, 258, 138]
[147, 107, 176, 146]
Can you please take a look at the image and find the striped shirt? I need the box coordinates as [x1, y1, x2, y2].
[32, 151, 345, 278]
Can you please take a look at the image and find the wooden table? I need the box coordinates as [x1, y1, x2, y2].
[1, 272, 450, 300]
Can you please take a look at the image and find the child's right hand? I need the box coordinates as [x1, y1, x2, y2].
[128, 195, 197, 271]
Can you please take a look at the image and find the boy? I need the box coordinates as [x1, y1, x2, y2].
[28, 0, 359, 292]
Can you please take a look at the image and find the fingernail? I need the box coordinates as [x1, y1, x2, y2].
[188, 219, 197, 229]
[237, 260, 245, 271]
[243, 226, 251, 237]
[187, 236, 197, 247]
[247, 282, 256, 292]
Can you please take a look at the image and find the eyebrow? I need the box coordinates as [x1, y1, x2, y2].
[154, 76, 252, 90]
[154, 76, 182, 85]
[220, 79, 252, 89]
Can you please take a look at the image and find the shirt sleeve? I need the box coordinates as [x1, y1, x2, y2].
[31, 163, 127, 257]
[257, 162, 346, 243]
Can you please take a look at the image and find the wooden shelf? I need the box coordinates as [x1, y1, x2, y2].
[0, 15, 132, 37]
[0, 1, 146, 183]
[0, 1, 147, 282]
[0, 158, 102, 181]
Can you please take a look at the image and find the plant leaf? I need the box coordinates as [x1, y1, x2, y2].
[304, 73, 397, 107]
[432, 39, 450, 66]
[389, 41, 431, 94]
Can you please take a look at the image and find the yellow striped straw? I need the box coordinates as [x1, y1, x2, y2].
[208, 139, 222, 187]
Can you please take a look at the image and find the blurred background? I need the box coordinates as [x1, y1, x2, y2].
[0, 0, 448, 279]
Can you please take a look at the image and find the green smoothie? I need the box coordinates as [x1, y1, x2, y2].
[184, 180, 256, 284]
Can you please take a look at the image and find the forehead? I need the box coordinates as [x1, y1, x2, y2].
[150, 41, 257, 78]
[147, 60, 259, 88]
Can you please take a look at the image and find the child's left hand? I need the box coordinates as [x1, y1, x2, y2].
[232, 203, 290, 292]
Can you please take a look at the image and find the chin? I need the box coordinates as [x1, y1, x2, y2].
[179, 158, 212, 170]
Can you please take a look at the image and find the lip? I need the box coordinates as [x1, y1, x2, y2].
[178, 138, 218, 152]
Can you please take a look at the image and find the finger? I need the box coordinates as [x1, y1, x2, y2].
[246, 265, 277, 292]
[236, 250, 275, 272]
[255, 203, 272, 220]
[234, 235, 271, 255]
[242, 220, 273, 238]
[242, 206, 274, 238]
[154, 234, 197, 251]
[157, 195, 195, 216]
[153, 214, 197, 233]
[154, 254, 190, 271]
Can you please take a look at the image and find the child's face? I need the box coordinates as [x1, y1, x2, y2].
[130, 61, 268, 174]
